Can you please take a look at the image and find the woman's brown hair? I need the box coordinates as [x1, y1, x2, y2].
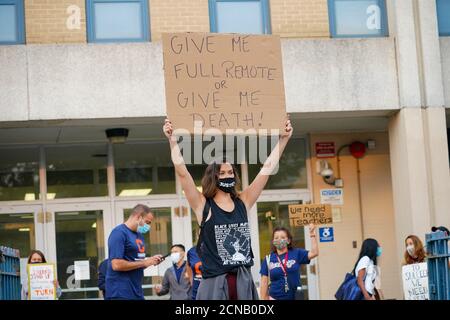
[404, 235, 426, 265]
[27, 250, 47, 264]
[271, 227, 294, 253]
[201, 159, 241, 199]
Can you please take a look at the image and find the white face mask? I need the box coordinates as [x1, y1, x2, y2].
[170, 252, 182, 264]
[406, 245, 415, 257]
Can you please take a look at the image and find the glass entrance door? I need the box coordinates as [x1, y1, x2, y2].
[45, 202, 110, 300]
[54, 210, 105, 299]
[0, 205, 42, 295]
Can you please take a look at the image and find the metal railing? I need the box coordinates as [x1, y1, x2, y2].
[426, 231, 450, 300]
[0, 246, 21, 300]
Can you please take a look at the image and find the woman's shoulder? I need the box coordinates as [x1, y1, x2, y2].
[289, 247, 309, 260]
[233, 195, 245, 205]
[113, 223, 128, 234]
[234, 196, 249, 213]
[290, 247, 307, 253]
[357, 256, 372, 267]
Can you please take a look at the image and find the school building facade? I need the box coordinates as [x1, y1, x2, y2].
[0, 0, 449, 299]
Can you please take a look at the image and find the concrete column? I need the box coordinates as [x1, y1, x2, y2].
[390, 2, 450, 276]
[39, 147, 49, 256]
[388, 108, 432, 245]
[414, 1, 450, 228]
[422, 107, 450, 228]
[389, 107, 450, 263]
[105, 142, 116, 257]
[392, 0, 445, 106]
[415, 0, 446, 107]
[392, 0, 421, 108]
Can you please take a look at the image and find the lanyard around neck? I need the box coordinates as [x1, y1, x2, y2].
[275, 252, 289, 276]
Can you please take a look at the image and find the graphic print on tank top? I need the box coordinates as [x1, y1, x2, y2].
[215, 222, 252, 265]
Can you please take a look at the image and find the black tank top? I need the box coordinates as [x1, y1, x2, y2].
[199, 197, 254, 279]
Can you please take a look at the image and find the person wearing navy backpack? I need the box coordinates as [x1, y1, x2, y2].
[353, 238, 382, 300]
[259, 225, 318, 300]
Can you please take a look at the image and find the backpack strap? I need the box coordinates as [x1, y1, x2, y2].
[196, 199, 211, 258]
[265, 254, 271, 287]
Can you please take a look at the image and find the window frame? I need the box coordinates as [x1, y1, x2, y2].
[436, 0, 450, 37]
[86, 0, 150, 43]
[0, 0, 25, 45]
[208, 0, 272, 34]
[327, 0, 389, 38]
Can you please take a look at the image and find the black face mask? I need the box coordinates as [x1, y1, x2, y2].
[217, 177, 236, 193]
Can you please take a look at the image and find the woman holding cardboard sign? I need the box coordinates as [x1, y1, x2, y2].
[163, 117, 292, 300]
[21, 250, 62, 300]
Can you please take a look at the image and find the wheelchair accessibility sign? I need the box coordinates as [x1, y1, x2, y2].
[319, 227, 334, 242]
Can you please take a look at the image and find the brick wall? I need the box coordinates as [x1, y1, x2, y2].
[150, 0, 210, 41]
[22, 0, 330, 44]
[270, 0, 330, 38]
[25, 0, 86, 44]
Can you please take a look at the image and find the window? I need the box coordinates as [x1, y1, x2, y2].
[437, 0, 450, 36]
[86, 0, 150, 43]
[0, 213, 35, 259]
[0, 147, 39, 201]
[55, 210, 104, 300]
[209, 0, 271, 34]
[248, 137, 308, 190]
[328, 0, 388, 38]
[0, 0, 25, 44]
[45, 145, 108, 199]
[114, 142, 176, 196]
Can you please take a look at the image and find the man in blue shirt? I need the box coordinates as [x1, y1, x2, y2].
[106, 204, 163, 300]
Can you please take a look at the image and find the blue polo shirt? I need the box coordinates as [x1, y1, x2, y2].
[105, 224, 146, 300]
[260, 248, 310, 300]
[174, 262, 186, 283]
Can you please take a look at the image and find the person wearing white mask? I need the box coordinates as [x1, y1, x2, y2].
[403, 235, 426, 265]
[156, 244, 192, 300]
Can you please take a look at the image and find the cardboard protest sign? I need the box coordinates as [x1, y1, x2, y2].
[27, 263, 56, 300]
[162, 32, 286, 134]
[288, 204, 332, 227]
[402, 263, 429, 300]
